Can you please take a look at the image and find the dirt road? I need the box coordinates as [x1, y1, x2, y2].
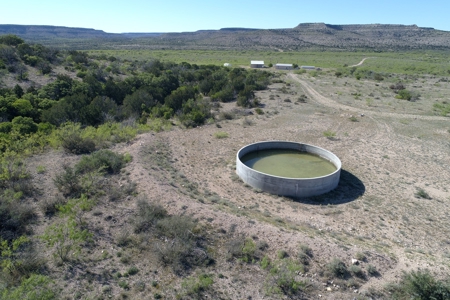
[349, 57, 372, 67]
[287, 73, 448, 121]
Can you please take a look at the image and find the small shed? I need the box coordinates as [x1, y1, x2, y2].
[250, 60, 264, 68]
[275, 63, 293, 70]
[224, 63, 231, 67]
[301, 66, 316, 70]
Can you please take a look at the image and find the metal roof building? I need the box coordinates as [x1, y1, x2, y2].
[275, 63, 293, 70]
[250, 60, 264, 68]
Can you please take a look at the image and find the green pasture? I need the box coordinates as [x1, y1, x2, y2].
[86, 49, 450, 76]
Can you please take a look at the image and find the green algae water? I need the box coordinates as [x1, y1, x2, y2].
[241, 149, 337, 178]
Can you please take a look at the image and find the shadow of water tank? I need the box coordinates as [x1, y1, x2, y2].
[236, 141, 341, 198]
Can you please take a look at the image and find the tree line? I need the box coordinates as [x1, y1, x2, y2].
[0, 34, 271, 154]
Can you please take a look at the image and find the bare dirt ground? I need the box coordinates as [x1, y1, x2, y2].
[27, 69, 450, 299]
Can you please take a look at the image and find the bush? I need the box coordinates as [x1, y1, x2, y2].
[53, 165, 82, 197]
[0, 237, 45, 286]
[323, 130, 336, 139]
[126, 266, 139, 276]
[267, 259, 308, 296]
[349, 265, 364, 278]
[255, 108, 264, 115]
[226, 236, 264, 263]
[76, 149, 127, 175]
[180, 273, 214, 298]
[133, 198, 167, 233]
[218, 111, 235, 120]
[326, 258, 348, 278]
[387, 270, 450, 300]
[60, 132, 96, 155]
[396, 89, 420, 101]
[40, 195, 66, 217]
[1, 274, 55, 300]
[367, 264, 378, 276]
[0, 197, 35, 241]
[0, 155, 32, 197]
[298, 244, 313, 265]
[214, 131, 228, 139]
[415, 188, 431, 199]
[155, 216, 211, 274]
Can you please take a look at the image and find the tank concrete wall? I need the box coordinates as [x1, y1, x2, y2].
[236, 141, 341, 198]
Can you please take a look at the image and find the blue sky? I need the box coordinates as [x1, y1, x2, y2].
[2, 0, 449, 33]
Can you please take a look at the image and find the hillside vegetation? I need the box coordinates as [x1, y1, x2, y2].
[0, 33, 450, 299]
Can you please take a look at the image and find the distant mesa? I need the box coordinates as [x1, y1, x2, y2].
[219, 27, 260, 31]
[0, 23, 447, 51]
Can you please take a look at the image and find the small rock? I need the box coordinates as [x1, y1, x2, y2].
[351, 258, 359, 265]
[326, 287, 332, 292]
[354, 289, 359, 293]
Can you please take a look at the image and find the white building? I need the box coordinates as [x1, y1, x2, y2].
[275, 63, 293, 70]
[224, 63, 231, 67]
[250, 60, 264, 68]
[301, 66, 315, 70]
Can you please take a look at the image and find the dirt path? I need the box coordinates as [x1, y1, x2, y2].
[349, 57, 372, 67]
[287, 73, 448, 121]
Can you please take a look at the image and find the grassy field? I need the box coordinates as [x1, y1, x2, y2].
[86, 49, 450, 75]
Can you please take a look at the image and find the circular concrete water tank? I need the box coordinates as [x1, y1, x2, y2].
[236, 141, 341, 198]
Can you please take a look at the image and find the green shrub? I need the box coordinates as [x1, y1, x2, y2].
[323, 130, 336, 139]
[40, 219, 92, 263]
[0, 155, 32, 197]
[277, 250, 289, 259]
[255, 108, 264, 115]
[60, 132, 96, 155]
[395, 89, 420, 101]
[0, 196, 35, 241]
[261, 255, 271, 269]
[0, 122, 12, 133]
[367, 264, 378, 276]
[267, 259, 307, 296]
[11, 117, 38, 135]
[40, 195, 66, 217]
[415, 188, 431, 199]
[0, 236, 45, 285]
[433, 102, 450, 116]
[180, 273, 214, 298]
[126, 266, 139, 276]
[76, 149, 126, 175]
[386, 270, 450, 300]
[118, 280, 129, 290]
[298, 244, 313, 266]
[214, 131, 228, 139]
[1, 274, 55, 300]
[349, 265, 364, 278]
[53, 165, 82, 197]
[226, 236, 263, 263]
[326, 258, 348, 278]
[355, 251, 366, 261]
[218, 110, 235, 120]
